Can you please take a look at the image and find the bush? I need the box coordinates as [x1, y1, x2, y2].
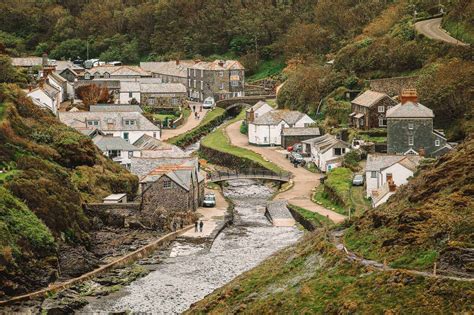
[342, 150, 362, 171]
[240, 121, 248, 135]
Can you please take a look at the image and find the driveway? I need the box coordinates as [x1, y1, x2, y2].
[225, 120, 346, 223]
[161, 102, 208, 140]
[414, 17, 469, 46]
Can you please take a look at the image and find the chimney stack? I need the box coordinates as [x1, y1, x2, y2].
[218, 60, 225, 67]
[400, 88, 418, 105]
[176, 59, 180, 65]
[42, 53, 48, 67]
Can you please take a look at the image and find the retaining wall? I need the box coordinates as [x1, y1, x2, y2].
[287, 205, 319, 231]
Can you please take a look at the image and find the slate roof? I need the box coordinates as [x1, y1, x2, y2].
[120, 81, 141, 92]
[365, 154, 421, 172]
[252, 110, 309, 126]
[130, 157, 196, 178]
[93, 135, 140, 151]
[140, 61, 196, 78]
[58, 111, 160, 132]
[49, 71, 67, 84]
[190, 60, 244, 71]
[386, 101, 434, 118]
[53, 60, 84, 72]
[281, 127, 321, 137]
[75, 79, 121, 89]
[90, 104, 143, 113]
[246, 101, 271, 113]
[87, 65, 151, 77]
[140, 83, 187, 94]
[11, 57, 43, 67]
[132, 134, 187, 158]
[352, 90, 391, 108]
[42, 83, 60, 98]
[302, 134, 349, 154]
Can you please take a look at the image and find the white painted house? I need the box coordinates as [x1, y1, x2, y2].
[365, 154, 421, 207]
[27, 83, 60, 114]
[119, 81, 141, 104]
[302, 134, 351, 172]
[246, 101, 273, 122]
[92, 134, 141, 170]
[248, 110, 314, 146]
[58, 111, 160, 144]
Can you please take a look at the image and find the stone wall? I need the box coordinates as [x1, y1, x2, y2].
[369, 76, 419, 97]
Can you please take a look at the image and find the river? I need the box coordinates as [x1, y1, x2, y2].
[81, 179, 302, 314]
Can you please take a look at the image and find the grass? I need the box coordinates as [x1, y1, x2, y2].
[312, 185, 347, 216]
[325, 167, 353, 207]
[265, 98, 278, 108]
[0, 169, 19, 183]
[247, 59, 286, 82]
[202, 107, 226, 125]
[153, 113, 177, 122]
[0, 102, 5, 121]
[443, 20, 474, 45]
[289, 204, 334, 227]
[359, 134, 387, 143]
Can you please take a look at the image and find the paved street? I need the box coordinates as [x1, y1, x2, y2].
[160, 102, 208, 140]
[181, 188, 228, 239]
[415, 17, 469, 46]
[226, 120, 346, 223]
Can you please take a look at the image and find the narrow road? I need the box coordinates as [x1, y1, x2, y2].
[414, 17, 469, 46]
[161, 102, 208, 140]
[225, 120, 346, 223]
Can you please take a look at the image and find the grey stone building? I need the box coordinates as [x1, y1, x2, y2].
[187, 60, 245, 102]
[140, 60, 196, 87]
[387, 89, 451, 157]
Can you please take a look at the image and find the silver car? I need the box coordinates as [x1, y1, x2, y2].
[203, 193, 216, 207]
[352, 174, 364, 186]
[202, 97, 215, 109]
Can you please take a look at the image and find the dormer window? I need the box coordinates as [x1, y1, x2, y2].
[124, 119, 137, 126]
[84, 72, 91, 80]
[103, 72, 110, 78]
[87, 120, 99, 127]
[93, 72, 101, 79]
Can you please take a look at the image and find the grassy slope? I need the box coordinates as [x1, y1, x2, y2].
[247, 59, 286, 82]
[345, 137, 474, 271]
[187, 232, 473, 314]
[201, 110, 284, 173]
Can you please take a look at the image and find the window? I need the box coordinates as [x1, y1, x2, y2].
[104, 72, 110, 78]
[163, 179, 172, 189]
[193, 69, 196, 76]
[220, 83, 225, 90]
[231, 80, 239, 87]
[219, 71, 224, 77]
[87, 120, 99, 126]
[193, 80, 196, 88]
[201, 69, 203, 77]
[188, 79, 191, 87]
[408, 123, 414, 130]
[129, 92, 133, 98]
[378, 105, 385, 113]
[171, 98, 179, 106]
[387, 105, 393, 110]
[94, 72, 100, 79]
[231, 70, 239, 76]
[263, 136, 268, 143]
[371, 171, 377, 178]
[435, 139, 440, 146]
[108, 150, 119, 159]
[84, 72, 91, 80]
[128, 151, 133, 158]
[147, 98, 156, 105]
[124, 120, 136, 126]
[200, 81, 203, 89]
[334, 148, 342, 156]
[379, 118, 387, 127]
[153, 132, 157, 138]
[408, 135, 414, 146]
[123, 132, 129, 142]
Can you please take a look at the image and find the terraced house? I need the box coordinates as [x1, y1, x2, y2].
[188, 60, 245, 101]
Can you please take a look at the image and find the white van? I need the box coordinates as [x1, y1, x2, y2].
[203, 97, 215, 109]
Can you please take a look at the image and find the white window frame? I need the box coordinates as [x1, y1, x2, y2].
[220, 83, 224, 90]
[193, 80, 196, 88]
[408, 123, 414, 130]
[201, 69, 203, 78]
[231, 80, 239, 87]
[87, 120, 99, 126]
[378, 118, 386, 127]
[163, 179, 172, 189]
[201, 81, 203, 89]
[124, 119, 136, 126]
[378, 105, 384, 113]
[435, 139, 440, 146]
[408, 135, 414, 146]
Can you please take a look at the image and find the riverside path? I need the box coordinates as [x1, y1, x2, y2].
[161, 101, 208, 140]
[225, 120, 346, 223]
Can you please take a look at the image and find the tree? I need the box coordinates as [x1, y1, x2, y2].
[76, 84, 112, 109]
[0, 54, 27, 85]
[50, 39, 87, 60]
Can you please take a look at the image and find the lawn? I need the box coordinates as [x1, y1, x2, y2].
[202, 107, 226, 125]
[325, 167, 353, 207]
[247, 59, 286, 82]
[288, 204, 334, 227]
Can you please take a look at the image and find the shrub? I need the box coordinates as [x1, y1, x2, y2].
[240, 121, 248, 135]
[342, 150, 362, 171]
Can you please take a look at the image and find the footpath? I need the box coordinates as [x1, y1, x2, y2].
[161, 102, 208, 140]
[225, 120, 346, 223]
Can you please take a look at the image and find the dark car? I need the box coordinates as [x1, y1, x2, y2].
[289, 152, 306, 166]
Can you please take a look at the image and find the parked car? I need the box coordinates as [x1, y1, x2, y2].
[203, 193, 216, 207]
[289, 152, 306, 166]
[352, 174, 364, 186]
[202, 97, 216, 109]
[287, 143, 303, 153]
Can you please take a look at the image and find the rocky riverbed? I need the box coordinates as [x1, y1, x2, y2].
[82, 179, 303, 314]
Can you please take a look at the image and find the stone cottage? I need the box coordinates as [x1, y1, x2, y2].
[386, 89, 451, 157]
[350, 90, 397, 129]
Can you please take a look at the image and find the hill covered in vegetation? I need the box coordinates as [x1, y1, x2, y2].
[0, 84, 138, 297]
[187, 138, 474, 313]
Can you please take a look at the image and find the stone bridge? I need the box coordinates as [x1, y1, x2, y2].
[208, 169, 291, 183]
[216, 95, 275, 111]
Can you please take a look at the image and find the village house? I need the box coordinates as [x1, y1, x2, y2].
[349, 90, 397, 129]
[140, 83, 187, 109]
[365, 154, 421, 207]
[133, 134, 188, 159]
[27, 82, 60, 114]
[119, 81, 141, 104]
[58, 111, 160, 143]
[92, 134, 141, 170]
[89, 104, 143, 113]
[188, 60, 245, 102]
[140, 60, 196, 87]
[302, 134, 351, 172]
[245, 101, 273, 122]
[47, 72, 70, 101]
[281, 127, 321, 149]
[387, 89, 451, 157]
[139, 159, 205, 213]
[81, 65, 151, 80]
[248, 110, 315, 146]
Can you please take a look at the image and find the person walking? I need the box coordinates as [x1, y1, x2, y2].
[199, 220, 204, 233]
[194, 221, 198, 232]
[193, 104, 196, 112]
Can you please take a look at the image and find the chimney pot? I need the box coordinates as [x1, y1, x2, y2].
[400, 88, 418, 105]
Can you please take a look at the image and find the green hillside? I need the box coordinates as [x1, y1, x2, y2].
[0, 84, 138, 297]
[187, 138, 474, 314]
